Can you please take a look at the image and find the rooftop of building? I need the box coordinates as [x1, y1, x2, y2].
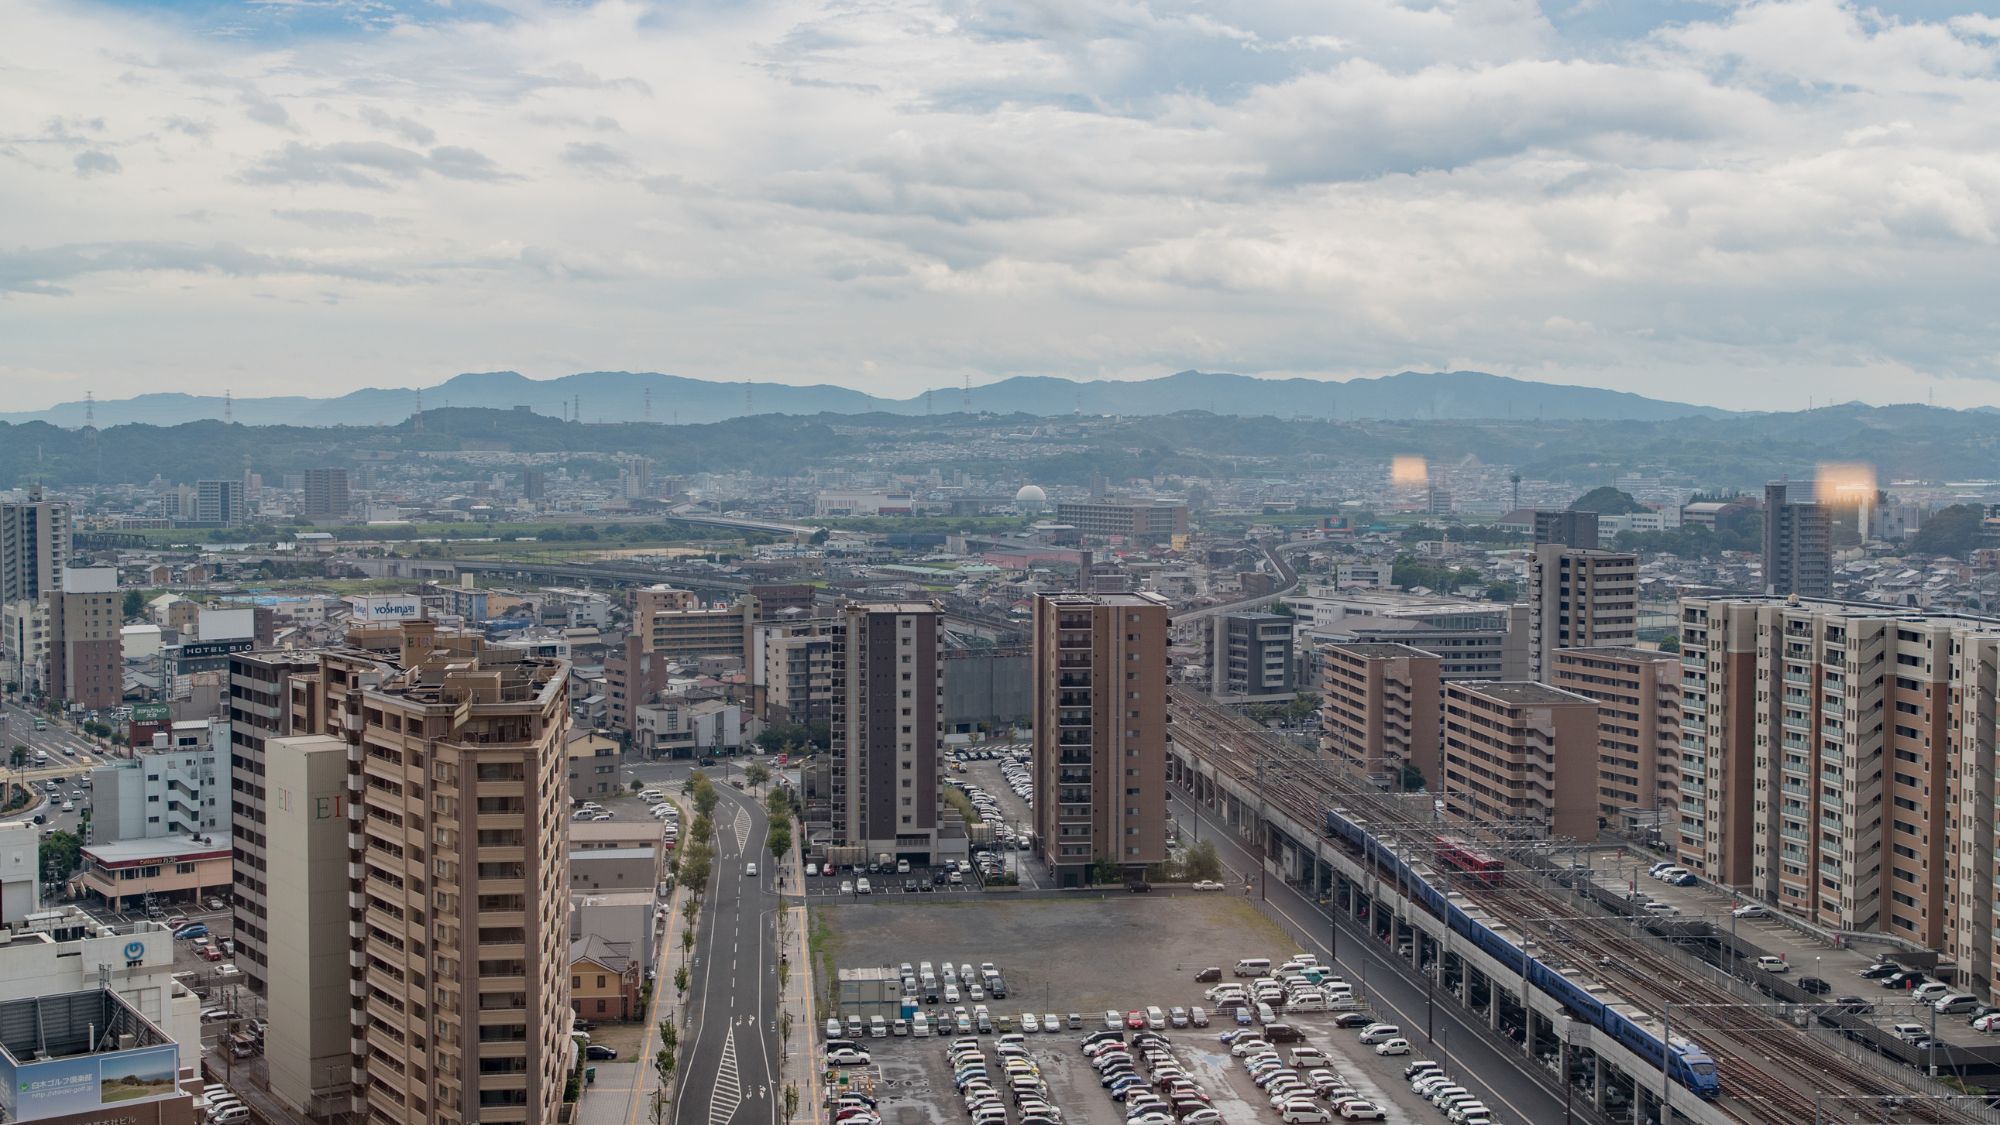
[0, 989, 174, 1067]
[1551, 645, 1680, 664]
[568, 846, 658, 861]
[1683, 593, 2000, 628]
[1040, 591, 1171, 608]
[845, 601, 939, 616]
[570, 934, 635, 973]
[83, 834, 231, 866]
[1324, 641, 1442, 659]
[1450, 681, 1597, 706]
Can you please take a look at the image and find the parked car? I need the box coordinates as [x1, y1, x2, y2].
[1194, 966, 1222, 982]
[585, 1044, 618, 1060]
[1798, 976, 1831, 995]
[1754, 955, 1789, 973]
[1731, 903, 1767, 918]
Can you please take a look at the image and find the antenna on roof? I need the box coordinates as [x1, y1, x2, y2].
[644, 386, 652, 422]
[85, 390, 94, 428]
[413, 388, 424, 433]
[963, 374, 971, 412]
[223, 389, 233, 423]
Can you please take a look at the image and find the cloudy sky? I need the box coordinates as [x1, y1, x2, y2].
[3, 0, 1998, 412]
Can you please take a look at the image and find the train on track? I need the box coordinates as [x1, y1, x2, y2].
[1324, 806, 1723, 1100]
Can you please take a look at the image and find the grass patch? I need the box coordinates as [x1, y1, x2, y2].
[942, 787, 983, 826]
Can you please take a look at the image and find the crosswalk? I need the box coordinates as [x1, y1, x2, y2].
[708, 1028, 742, 1125]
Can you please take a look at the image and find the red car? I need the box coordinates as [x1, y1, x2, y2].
[1125, 1010, 1147, 1030]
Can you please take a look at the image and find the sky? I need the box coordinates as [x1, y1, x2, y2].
[3, 0, 1999, 413]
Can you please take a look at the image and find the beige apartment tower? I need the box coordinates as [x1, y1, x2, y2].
[1440, 681, 1600, 841]
[1031, 592, 1171, 888]
[1548, 646, 1682, 826]
[273, 621, 574, 1125]
[1527, 545, 1639, 679]
[1319, 643, 1442, 790]
[229, 650, 323, 995]
[829, 603, 945, 863]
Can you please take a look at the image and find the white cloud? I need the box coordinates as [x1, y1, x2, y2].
[1, 0, 1998, 411]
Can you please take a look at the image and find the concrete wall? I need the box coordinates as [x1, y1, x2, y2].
[263, 735, 356, 1117]
[942, 648, 1029, 730]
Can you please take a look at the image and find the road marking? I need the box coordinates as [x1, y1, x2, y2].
[709, 1027, 744, 1125]
[734, 806, 751, 852]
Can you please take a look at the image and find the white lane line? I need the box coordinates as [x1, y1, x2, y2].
[709, 1028, 744, 1125]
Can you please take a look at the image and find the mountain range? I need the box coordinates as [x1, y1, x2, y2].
[1, 369, 1733, 428]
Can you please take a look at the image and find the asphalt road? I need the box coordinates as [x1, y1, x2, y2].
[675, 780, 784, 1125]
[1164, 790, 1582, 1125]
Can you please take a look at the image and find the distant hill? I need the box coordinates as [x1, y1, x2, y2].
[0, 369, 1729, 428]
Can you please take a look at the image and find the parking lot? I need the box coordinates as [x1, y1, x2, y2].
[816, 895, 1454, 1124]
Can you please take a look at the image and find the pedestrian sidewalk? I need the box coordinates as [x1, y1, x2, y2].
[776, 829, 822, 1125]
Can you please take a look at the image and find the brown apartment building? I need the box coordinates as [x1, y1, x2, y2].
[228, 649, 324, 996]
[1440, 681, 1600, 841]
[240, 620, 574, 1125]
[1030, 592, 1170, 887]
[47, 566, 121, 709]
[1675, 597, 2000, 996]
[1548, 646, 1682, 828]
[1319, 642, 1442, 790]
[828, 603, 946, 864]
[1527, 545, 1638, 679]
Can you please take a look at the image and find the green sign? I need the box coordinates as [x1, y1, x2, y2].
[130, 704, 170, 724]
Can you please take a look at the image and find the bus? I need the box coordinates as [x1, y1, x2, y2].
[1435, 836, 1505, 886]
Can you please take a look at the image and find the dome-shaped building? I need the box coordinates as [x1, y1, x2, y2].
[1014, 484, 1048, 516]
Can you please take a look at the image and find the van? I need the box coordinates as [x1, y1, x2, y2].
[1892, 1022, 1926, 1043]
[912, 1013, 932, 1037]
[1912, 982, 1952, 1003]
[1936, 994, 1980, 1014]
[1234, 958, 1272, 977]
[1256, 1002, 1277, 1025]
[869, 1016, 888, 1038]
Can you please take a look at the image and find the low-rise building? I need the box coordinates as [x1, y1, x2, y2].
[75, 837, 232, 913]
[569, 935, 643, 1023]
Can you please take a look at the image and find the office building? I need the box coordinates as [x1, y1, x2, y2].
[225, 650, 320, 996]
[1439, 681, 1599, 841]
[47, 566, 121, 709]
[1288, 592, 1530, 681]
[1526, 545, 1638, 679]
[1030, 592, 1171, 887]
[1548, 647, 1681, 826]
[227, 622, 573, 1124]
[1052, 500, 1189, 543]
[1675, 597, 2000, 972]
[191, 480, 246, 528]
[1319, 642, 1442, 789]
[1533, 509, 1599, 549]
[90, 722, 226, 842]
[0, 485, 70, 605]
[302, 467, 350, 520]
[1762, 481, 1831, 597]
[520, 468, 546, 500]
[1209, 611, 1295, 698]
[606, 596, 758, 735]
[828, 603, 944, 864]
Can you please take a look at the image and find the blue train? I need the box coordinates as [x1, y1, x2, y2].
[1323, 807, 1722, 1099]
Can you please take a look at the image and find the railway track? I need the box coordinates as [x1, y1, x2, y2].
[1165, 688, 1978, 1124]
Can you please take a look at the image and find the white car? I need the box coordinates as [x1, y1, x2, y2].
[590, 812, 614, 821]
[1373, 1037, 1411, 1056]
[1336, 1102, 1385, 1122]
[745, 862, 758, 876]
[1754, 955, 1789, 973]
[1357, 1023, 1400, 1044]
[1191, 880, 1226, 891]
[638, 789, 664, 801]
[826, 1047, 871, 1066]
[1731, 903, 1767, 918]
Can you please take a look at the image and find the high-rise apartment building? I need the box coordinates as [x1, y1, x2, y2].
[192, 479, 247, 527]
[757, 618, 838, 724]
[0, 485, 70, 605]
[1527, 545, 1638, 679]
[303, 467, 350, 520]
[1762, 481, 1831, 597]
[1319, 642, 1442, 789]
[1533, 509, 1599, 549]
[227, 650, 323, 995]
[828, 603, 945, 863]
[1548, 647, 1681, 825]
[520, 468, 547, 501]
[91, 723, 226, 841]
[232, 622, 573, 1124]
[1030, 592, 1171, 887]
[1675, 597, 2000, 974]
[47, 566, 121, 708]
[1440, 681, 1600, 841]
[1209, 611, 1295, 698]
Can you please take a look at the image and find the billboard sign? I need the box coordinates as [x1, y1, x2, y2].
[350, 595, 423, 622]
[0, 1043, 180, 1121]
[129, 704, 170, 725]
[174, 639, 253, 661]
